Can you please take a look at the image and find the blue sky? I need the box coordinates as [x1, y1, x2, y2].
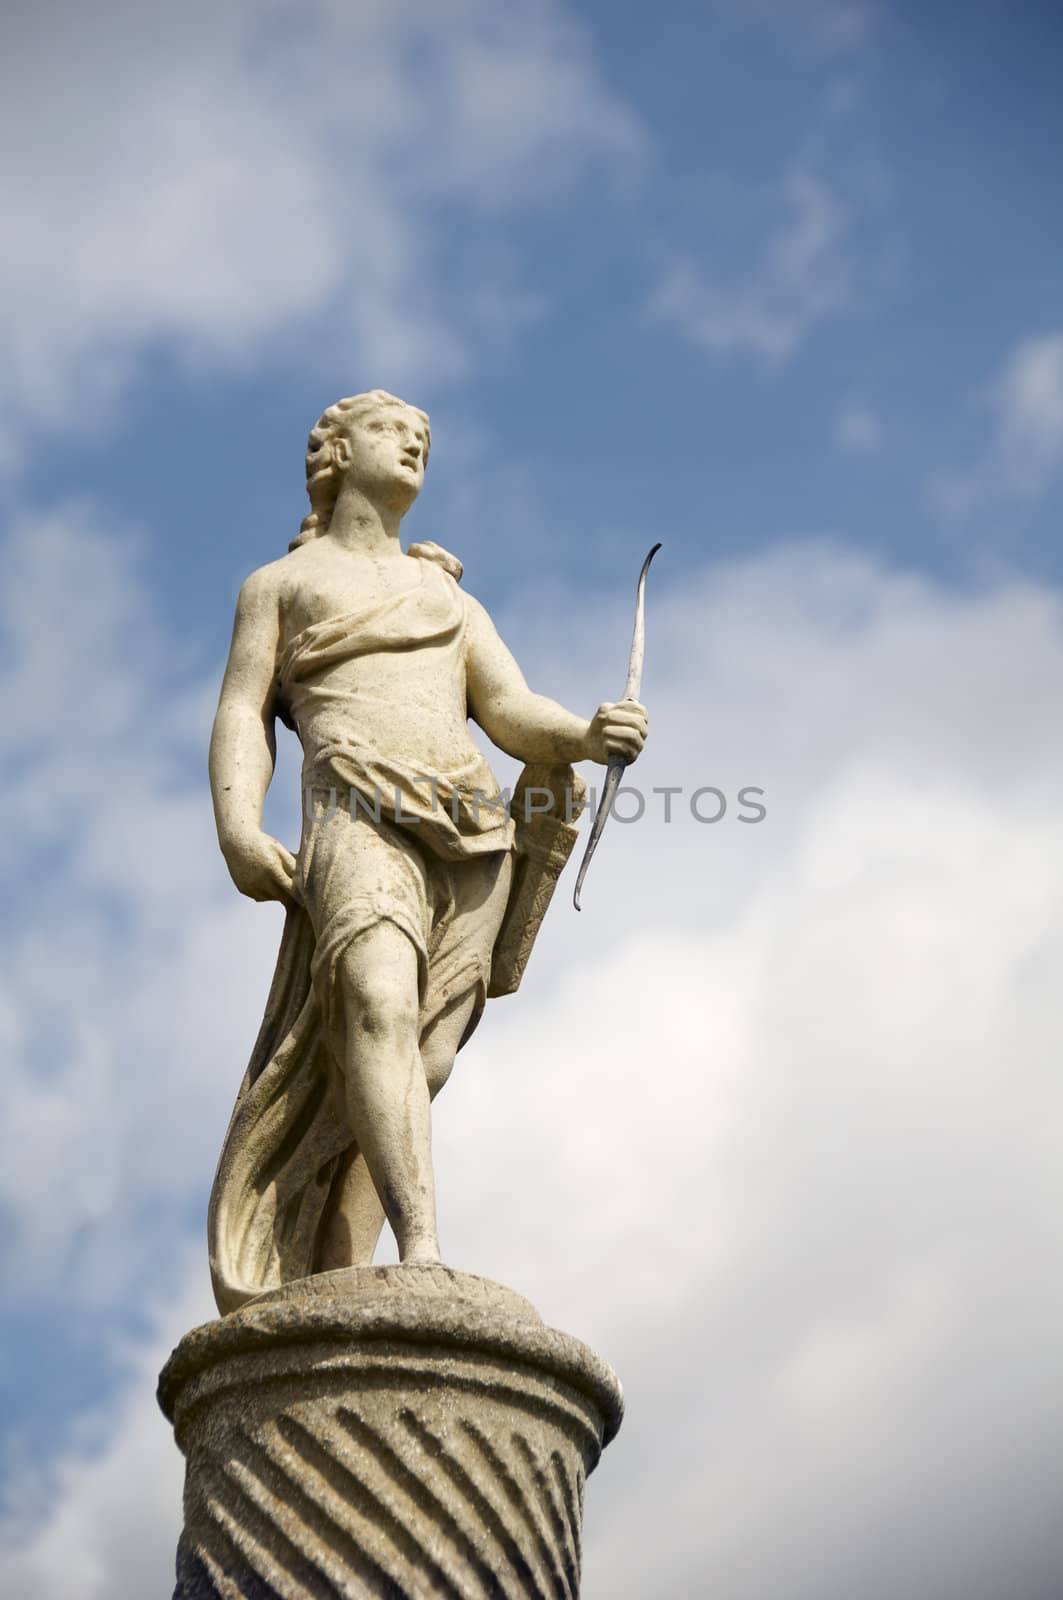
[2, 3, 1063, 1596]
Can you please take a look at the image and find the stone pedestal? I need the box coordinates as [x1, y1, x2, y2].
[158, 1266, 624, 1599]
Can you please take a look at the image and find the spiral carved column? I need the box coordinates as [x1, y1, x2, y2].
[158, 1266, 623, 1599]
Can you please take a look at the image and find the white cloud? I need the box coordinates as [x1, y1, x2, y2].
[0, 1253, 211, 1600]
[649, 166, 853, 363]
[477, 552, 1063, 1597]
[930, 331, 1063, 518]
[0, 0, 644, 459]
[4, 523, 1063, 1596]
[0, 506, 282, 1303]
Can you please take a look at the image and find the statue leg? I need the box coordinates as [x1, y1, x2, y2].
[307, 835, 511, 1273]
[311, 988, 481, 1272]
[329, 920, 440, 1265]
[420, 991, 481, 1099]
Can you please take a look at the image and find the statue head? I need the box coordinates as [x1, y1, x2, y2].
[290, 390, 431, 551]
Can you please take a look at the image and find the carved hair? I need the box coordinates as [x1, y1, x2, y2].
[289, 390, 431, 552]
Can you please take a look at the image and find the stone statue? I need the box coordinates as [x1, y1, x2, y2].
[206, 389, 648, 1313]
[160, 390, 642, 1598]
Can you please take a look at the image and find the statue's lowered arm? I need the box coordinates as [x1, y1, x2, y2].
[209, 568, 296, 907]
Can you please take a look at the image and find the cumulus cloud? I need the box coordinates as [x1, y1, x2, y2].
[0, 1253, 210, 1600]
[0, 507, 280, 1309]
[3, 516, 1063, 1597]
[0, 0, 644, 460]
[456, 549, 1063, 1599]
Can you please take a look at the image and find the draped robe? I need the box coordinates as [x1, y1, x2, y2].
[208, 553, 517, 1313]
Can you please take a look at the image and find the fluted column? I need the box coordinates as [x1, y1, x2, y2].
[158, 1265, 623, 1599]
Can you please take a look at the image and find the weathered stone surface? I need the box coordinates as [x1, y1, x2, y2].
[161, 393, 639, 1593]
[159, 1267, 623, 1599]
[207, 388, 649, 1296]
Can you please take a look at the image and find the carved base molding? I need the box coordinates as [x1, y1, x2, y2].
[158, 1266, 623, 1599]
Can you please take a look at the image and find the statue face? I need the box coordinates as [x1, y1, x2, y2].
[339, 399, 430, 512]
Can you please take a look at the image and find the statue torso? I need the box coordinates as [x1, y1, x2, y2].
[273, 541, 481, 778]
[277, 545, 427, 645]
